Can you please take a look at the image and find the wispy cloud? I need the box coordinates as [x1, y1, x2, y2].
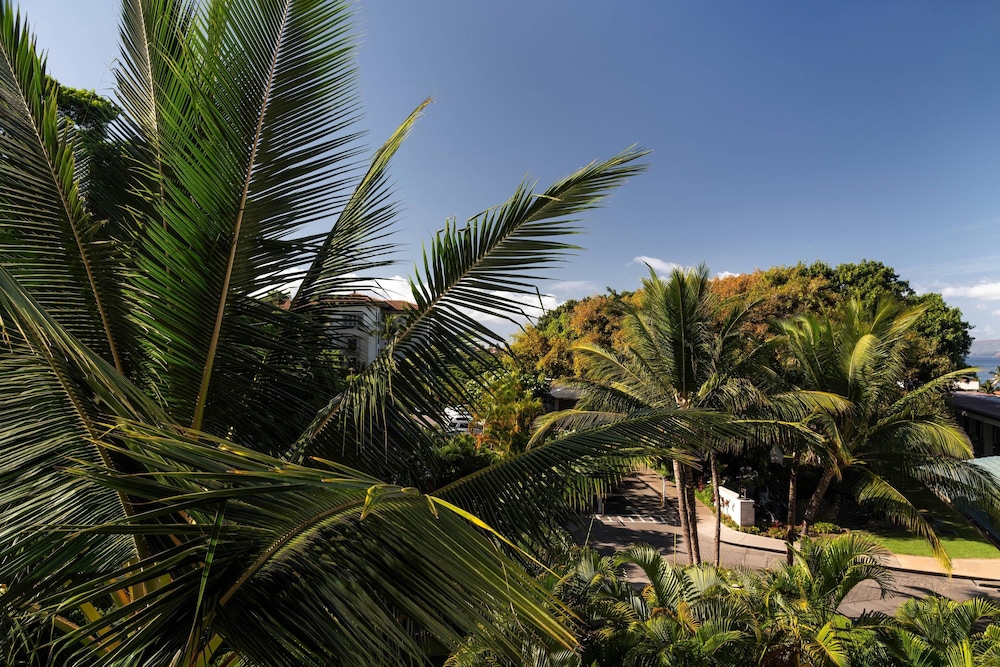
[549, 280, 596, 294]
[941, 282, 1000, 301]
[630, 255, 681, 274]
[974, 324, 997, 338]
[714, 271, 740, 280]
[271, 273, 560, 338]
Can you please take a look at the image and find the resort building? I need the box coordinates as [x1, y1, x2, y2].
[951, 391, 1000, 458]
[332, 294, 414, 367]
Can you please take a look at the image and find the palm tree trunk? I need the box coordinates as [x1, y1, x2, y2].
[711, 451, 721, 567]
[674, 459, 695, 565]
[686, 466, 702, 565]
[785, 450, 801, 564]
[801, 466, 837, 536]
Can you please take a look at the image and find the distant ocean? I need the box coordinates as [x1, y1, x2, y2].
[965, 355, 1000, 382]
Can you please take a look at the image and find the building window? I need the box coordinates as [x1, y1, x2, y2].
[343, 314, 364, 328]
[346, 337, 358, 352]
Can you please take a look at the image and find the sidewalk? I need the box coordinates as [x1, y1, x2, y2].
[581, 470, 1000, 615]
[631, 469, 1000, 580]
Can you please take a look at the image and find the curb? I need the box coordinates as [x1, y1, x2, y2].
[634, 472, 1000, 583]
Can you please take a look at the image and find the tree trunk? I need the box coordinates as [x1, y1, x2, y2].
[785, 450, 801, 564]
[674, 460, 695, 565]
[686, 466, 702, 565]
[711, 451, 721, 566]
[801, 466, 837, 536]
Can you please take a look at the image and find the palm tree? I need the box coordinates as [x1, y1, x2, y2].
[891, 595, 1000, 667]
[732, 533, 897, 667]
[0, 1, 647, 664]
[776, 299, 1000, 568]
[538, 265, 826, 566]
[603, 544, 755, 666]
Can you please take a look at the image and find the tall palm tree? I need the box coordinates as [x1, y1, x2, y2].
[538, 265, 827, 566]
[0, 1, 647, 664]
[776, 299, 1000, 568]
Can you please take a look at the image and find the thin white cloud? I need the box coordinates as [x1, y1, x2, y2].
[549, 280, 596, 294]
[630, 256, 681, 274]
[713, 271, 740, 280]
[974, 324, 996, 338]
[471, 292, 561, 324]
[941, 282, 1000, 301]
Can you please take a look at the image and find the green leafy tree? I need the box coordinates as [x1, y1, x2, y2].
[830, 260, 971, 379]
[711, 262, 839, 341]
[468, 369, 545, 457]
[831, 259, 914, 308]
[511, 290, 634, 379]
[0, 1, 647, 664]
[713, 260, 972, 381]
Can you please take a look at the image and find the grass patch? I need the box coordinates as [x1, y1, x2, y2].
[868, 530, 1000, 559]
[862, 490, 1000, 559]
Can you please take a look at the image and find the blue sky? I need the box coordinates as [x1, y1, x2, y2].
[18, 1, 1000, 341]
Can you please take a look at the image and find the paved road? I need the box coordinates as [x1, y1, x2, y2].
[571, 473, 1000, 616]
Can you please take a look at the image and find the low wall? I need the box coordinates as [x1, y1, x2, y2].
[718, 486, 755, 527]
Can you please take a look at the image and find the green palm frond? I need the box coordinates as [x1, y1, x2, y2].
[0, 1, 654, 663]
[0, 3, 130, 368]
[853, 472, 950, 568]
[295, 149, 648, 466]
[0, 265, 177, 607]
[7, 424, 576, 666]
[120, 0, 365, 432]
[293, 98, 432, 307]
[435, 408, 721, 539]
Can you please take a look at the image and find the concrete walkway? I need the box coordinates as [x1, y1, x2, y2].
[575, 470, 1000, 616]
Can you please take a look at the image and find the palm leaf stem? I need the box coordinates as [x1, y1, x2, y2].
[191, 0, 291, 432]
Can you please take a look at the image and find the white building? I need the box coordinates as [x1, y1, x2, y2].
[333, 294, 413, 366]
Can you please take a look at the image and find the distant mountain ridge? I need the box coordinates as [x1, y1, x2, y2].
[969, 339, 1000, 357]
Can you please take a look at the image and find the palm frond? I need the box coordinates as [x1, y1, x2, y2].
[295, 148, 648, 465]
[0, 3, 129, 369]
[0, 265, 174, 610]
[7, 423, 577, 666]
[122, 0, 365, 432]
[853, 472, 951, 570]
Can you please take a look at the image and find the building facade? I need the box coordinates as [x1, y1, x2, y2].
[951, 391, 1000, 458]
[332, 295, 413, 367]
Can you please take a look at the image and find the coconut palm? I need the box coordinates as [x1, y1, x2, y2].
[0, 1, 648, 664]
[537, 265, 831, 566]
[599, 544, 755, 667]
[776, 299, 1000, 567]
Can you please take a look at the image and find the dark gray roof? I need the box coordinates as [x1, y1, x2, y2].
[952, 391, 1000, 421]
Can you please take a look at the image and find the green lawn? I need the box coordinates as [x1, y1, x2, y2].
[868, 530, 1000, 559]
[860, 492, 1000, 559]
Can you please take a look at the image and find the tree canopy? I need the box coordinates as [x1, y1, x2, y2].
[514, 260, 972, 384]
